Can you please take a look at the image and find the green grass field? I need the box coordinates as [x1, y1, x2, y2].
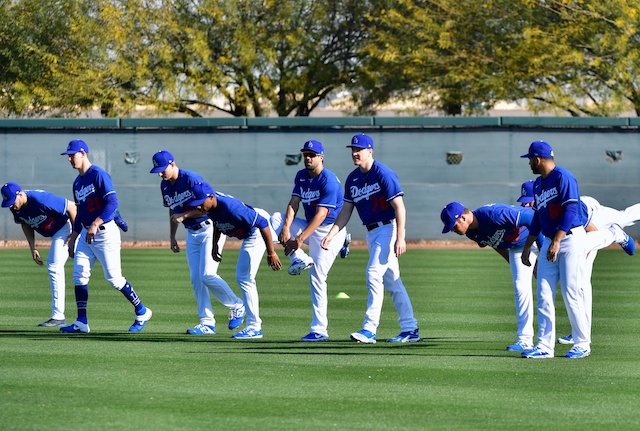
[1, 247, 639, 430]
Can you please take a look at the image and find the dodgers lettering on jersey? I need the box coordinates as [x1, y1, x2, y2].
[73, 165, 116, 228]
[205, 192, 265, 240]
[160, 169, 209, 229]
[292, 168, 343, 225]
[533, 166, 587, 238]
[11, 190, 69, 238]
[466, 204, 533, 249]
[344, 161, 403, 226]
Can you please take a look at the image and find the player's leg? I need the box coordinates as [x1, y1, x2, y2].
[92, 221, 151, 331]
[375, 224, 419, 340]
[44, 221, 71, 324]
[558, 228, 590, 354]
[185, 229, 216, 329]
[197, 225, 245, 325]
[270, 212, 313, 273]
[526, 238, 558, 356]
[60, 228, 96, 333]
[232, 229, 266, 338]
[304, 226, 344, 339]
[507, 246, 536, 350]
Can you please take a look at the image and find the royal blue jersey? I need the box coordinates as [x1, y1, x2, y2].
[344, 161, 403, 226]
[291, 168, 343, 225]
[11, 190, 69, 237]
[204, 192, 268, 240]
[466, 204, 533, 249]
[532, 166, 588, 238]
[72, 165, 117, 229]
[160, 169, 209, 229]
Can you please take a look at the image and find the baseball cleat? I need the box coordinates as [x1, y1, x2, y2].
[60, 320, 90, 333]
[232, 328, 263, 339]
[228, 305, 246, 330]
[610, 224, 635, 255]
[521, 346, 553, 359]
[114, 210, 129, 232]
[129, 307, 152, 332]
[350, 329, 377, 344]
[557, 334, 574, 345]
[287, 258, 314, 276]
[186, 324, 216, 335]
[387, 329, 421, 343]
[340, 233, 352, 258]
[38, 318, 66, 327]
[300, 332, 329, 342]
[506, 341, 533, 351]
[565, 346, 591, 359]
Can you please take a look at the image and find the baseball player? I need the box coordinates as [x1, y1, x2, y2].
[520, 140, 590, 358]
[60, 139, 152, 333]
[440, 201, 541, 352]
[321, 133, 420, 344]
[2, 182, 76, 327]
[175, 182, 282, 339]
[518, 179, 638, 345]
[150, 150, 245, 335]
[271, 139, 348, 342]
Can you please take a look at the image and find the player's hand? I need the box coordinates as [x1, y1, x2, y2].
[32, 250, 44, 266]
[267, 253, 282, 271]
[283, 238, 302, 256]
[395, 238, 407, 257]
[521, 246, 531, 266]
[85, 225, 98, 244]
[547, 241, 560, 262]
[170, 238, 180, 253]
[278, 229, 290, 245]
[171, 214, 184, 224]
[320, 235, 332, 250]
[65, 232, 78, 258]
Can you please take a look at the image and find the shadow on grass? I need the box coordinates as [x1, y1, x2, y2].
[0, 329, 513, 357]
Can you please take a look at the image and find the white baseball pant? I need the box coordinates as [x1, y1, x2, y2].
[270, 212, 346, 336]
[186, 222, 243, 327]
[73, 220, 127, 289]
[47, 220, 72, 320]
[362, 221, 418, 334]
[536, 226, 589, 353]
[508, 244, 538, 346]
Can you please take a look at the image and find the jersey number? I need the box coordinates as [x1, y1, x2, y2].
[548, 203, 563, 220]
[86, 197, 101, 213]
[371, 196, 390, 212]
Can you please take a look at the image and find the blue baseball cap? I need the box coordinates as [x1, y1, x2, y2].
[440, 202, 465, 234]
[517, 180, 535, 204]
[61, 139, 89, 155]
[521, 140, 554, 158]
[1, 181, 21, 208]
[186, 182, 216, 207]
[150, 150, 175, 173]
[300, 140, 324, 155]
[348, 133, 374, 149]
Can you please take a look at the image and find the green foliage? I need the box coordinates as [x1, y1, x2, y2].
[1, 248, 640, 430]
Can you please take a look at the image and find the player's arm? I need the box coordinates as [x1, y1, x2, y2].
[494, 247, 510, 263]
[20, 223, 43, 265]
[64, 200, 79, 257]
[390, 196, 407, 257]
[279, 196, 300, 244]
[259, 225, 282, 271]
[284, 205, 329, 256]
[321, 201, 354, 249]
[171, 208, 202, 224]
[169, 208, 180, 253]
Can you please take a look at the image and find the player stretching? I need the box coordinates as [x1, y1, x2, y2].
[2, 182, 77, 327]
[272, 139, 349, 342]
[321, 134, 420, 344]
[521, 140, 590, 358]
[150, 150, 245, 335]
[60, 139, 152, 333]
[175, 182, 282, 339]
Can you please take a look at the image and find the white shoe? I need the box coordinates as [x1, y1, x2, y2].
[287, 258, 314, 276]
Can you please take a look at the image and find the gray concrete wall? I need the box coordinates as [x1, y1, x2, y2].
[2, 128, 639, 241]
